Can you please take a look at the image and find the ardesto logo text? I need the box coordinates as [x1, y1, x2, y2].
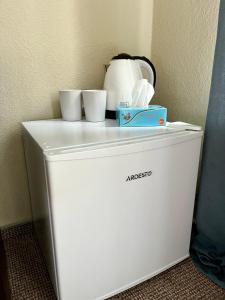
[126, 171, 152, 182]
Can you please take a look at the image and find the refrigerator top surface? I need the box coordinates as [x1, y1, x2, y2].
[22, 119, 202, 154]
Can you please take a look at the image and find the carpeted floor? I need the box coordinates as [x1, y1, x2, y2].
[1, 223, 225, 300]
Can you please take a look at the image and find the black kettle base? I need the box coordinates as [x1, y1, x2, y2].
[105, 110, 116, 119]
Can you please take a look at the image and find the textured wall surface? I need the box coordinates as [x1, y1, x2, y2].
[0, 0, 153, 227]
[151, 0, 220, 126]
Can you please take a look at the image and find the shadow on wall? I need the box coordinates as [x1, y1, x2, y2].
[0, 128, 31, 226]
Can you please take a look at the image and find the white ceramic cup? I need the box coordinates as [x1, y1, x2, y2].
[82, 90, 107, 122]
[59, 90, 82, 121]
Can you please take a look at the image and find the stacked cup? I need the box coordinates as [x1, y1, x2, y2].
[59, 89, 107, 122]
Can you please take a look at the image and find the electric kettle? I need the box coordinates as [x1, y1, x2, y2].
[103, 53, 156, 118]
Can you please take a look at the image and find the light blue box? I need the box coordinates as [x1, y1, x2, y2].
[116, 105, 167, 127]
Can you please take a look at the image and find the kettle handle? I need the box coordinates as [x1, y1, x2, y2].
[134, 57, 156, 87]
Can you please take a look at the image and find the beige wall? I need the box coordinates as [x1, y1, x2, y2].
[0, 0, 153, 227]
[0, 0, 220, 227]
[151, 0, 220, 126]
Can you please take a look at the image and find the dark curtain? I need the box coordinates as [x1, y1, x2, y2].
[191, 0, 225, 289]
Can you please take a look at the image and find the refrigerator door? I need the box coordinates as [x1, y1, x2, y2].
[46, 134, 202, 300]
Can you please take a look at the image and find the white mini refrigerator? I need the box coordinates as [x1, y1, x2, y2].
[22, 119, 203, 300]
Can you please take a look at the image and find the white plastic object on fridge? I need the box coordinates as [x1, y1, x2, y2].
[135, 79, 148, 107]
[132, 79, 144, 106]
[104, 58, 155, 111]
[144, 83, 155, 106]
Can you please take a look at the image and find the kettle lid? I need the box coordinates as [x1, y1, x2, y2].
[112, 53, 133, 60]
